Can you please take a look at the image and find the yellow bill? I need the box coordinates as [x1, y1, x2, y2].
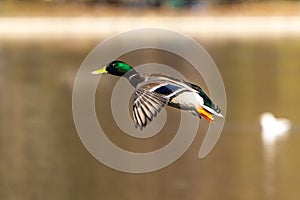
[91, 66, 107, 74]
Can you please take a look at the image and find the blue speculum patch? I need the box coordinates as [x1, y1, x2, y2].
[154, 84, 181, 95]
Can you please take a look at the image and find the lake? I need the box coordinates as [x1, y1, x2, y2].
[0, 37, 300, 200]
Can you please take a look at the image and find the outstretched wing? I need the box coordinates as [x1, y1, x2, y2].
[133, 89, 168, 129]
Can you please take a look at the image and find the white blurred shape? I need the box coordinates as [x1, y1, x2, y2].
[260, 112, 291, 144]
[1, 17, 300, 39]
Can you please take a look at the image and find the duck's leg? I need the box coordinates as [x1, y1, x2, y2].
[191, 110, 201, 118]
[196, 107, 214, 122]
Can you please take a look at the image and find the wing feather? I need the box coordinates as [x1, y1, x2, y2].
[132, 108, 138, 128]
[133, 89, 168, 129]
[139, 99, 153, 121]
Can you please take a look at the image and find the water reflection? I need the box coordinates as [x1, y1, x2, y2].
[260, 112, 291, 200]
[0, 38, 300, 200]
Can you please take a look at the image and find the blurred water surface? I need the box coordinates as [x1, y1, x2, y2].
[0, 37, 300, 200]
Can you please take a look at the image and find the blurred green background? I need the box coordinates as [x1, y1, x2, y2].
[1, 1, 300, 200]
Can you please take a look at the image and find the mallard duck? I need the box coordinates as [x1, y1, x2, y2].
[92, 60, 223, 129]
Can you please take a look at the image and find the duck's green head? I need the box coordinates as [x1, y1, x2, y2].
[91, 60, 133, 76]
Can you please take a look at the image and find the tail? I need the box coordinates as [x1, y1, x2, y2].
[190, 83, 223, 117]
